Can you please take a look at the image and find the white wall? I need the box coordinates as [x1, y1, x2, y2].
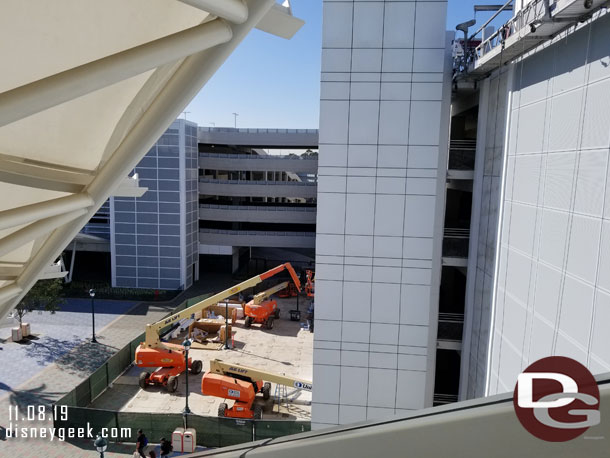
[471, 13, 610, 397]
[313, 0, 450, 428]
[460, 66, 512, 400]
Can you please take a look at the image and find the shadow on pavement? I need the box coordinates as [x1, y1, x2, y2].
[2, 383, 65, 409]
[54, 341, 118, 376]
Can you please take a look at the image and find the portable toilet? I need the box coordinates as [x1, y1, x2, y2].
[183, 428, 196, 453]
[172, 427, 184, 453]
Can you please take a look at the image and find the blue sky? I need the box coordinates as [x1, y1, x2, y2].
[185, 1, 512, 129]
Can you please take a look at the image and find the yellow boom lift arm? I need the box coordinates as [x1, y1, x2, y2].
[142, 263, 301, 349]
[209, 359, 313, 391]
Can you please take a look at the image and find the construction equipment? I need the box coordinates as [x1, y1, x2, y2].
[304, 269, 315, 298]
[277, 282, 298, 298]
[243, 264, 301, 329]
[201, 359, 313, 419]
[135, 263, 299, 392]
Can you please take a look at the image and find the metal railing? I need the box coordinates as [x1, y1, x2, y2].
[448, 140, 477, 171]
[199, 127, 318, 134]
[437, 312, 465, 341]
[199, 178, 316, 186]
[453, 0, 548, 75]
[475, 0, 546, 59]
[433, 393, 460, 405]
[199, 204, 316, 212]
[444, 228, 470, 239]
[442, 228, 470, 258]
[200, 228, 315, 237]
[199, 152, 318, 160]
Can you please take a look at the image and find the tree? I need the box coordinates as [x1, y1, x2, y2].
[14, 278, 64, 325]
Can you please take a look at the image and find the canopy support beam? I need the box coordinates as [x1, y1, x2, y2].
[0, 194, 94, 231]
[1, 0, 276, 323]
[0, 209, 87, 259]
[0, 19, 233, 128]
[0, 284, 22, 303]
[177, 0, 248, 24]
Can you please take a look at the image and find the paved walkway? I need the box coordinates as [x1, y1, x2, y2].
[0, 273, 235, 457]
[0, 298, 137, 393]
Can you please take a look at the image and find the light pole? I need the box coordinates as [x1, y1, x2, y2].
[89, 289, 97, 343]
[94, 434, 107, 458]
[182, 338, 192, 415]
[232, 112, 238, 128]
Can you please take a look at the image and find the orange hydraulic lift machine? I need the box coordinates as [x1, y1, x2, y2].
[135, 263, 300, 392]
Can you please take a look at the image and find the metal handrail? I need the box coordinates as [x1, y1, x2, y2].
[199, 204, 316, 212]
[474, 0, 546, 61]
[200, 228, 316, 237]
[444, 228, 470, 238]
[198, 127, 318, 134]
[198, 178, 316, 186]
[468, 0, 514, 42]
[438, 312, 465, 323]
[199, 152, 318, 160]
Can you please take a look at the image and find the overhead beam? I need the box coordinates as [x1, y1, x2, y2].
[0, 194, 94, 231]
[1, 0, 276, 323]
[0, 209, 87, 259]
[0, 284, 22, 303]
[0, 266, 22, 281]
[177, 0, 248, 24]
[0, 156, 93, 192]
[0, 19, 232, 128]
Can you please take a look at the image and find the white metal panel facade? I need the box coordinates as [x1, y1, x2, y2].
[313, 0, 451, 428]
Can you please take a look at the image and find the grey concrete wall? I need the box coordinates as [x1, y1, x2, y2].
[198, 179, 317, 198]
[199, 229, 315, 248]
[199, 205, 316, 224]
[198, 127, 318, 148]
[199, 153, 318, 173]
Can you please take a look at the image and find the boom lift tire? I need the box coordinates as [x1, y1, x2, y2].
[244, 316, 253, 328]
[191, 359, 203, 375]
[253, 404, 263, 420]
[266, 317, 274, 330]
[218, 402, 228, 417]
[167, 375, 179, 393]
[139, 372, 150, 389]
[262, 382, 271, 400]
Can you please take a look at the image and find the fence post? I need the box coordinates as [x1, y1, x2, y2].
[105, 362, 110, 390]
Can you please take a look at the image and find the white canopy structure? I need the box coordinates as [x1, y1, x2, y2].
[0, 0, 303, 321]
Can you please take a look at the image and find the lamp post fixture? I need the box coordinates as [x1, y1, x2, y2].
[89, 289, 97, 343]
[94, 434, 108, 458]
[182, 338, 192, 415]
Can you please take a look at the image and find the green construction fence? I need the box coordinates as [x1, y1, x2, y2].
[53, 292, 311, 447]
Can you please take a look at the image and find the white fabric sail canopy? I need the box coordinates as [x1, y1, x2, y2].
[0, 0, 303, 320]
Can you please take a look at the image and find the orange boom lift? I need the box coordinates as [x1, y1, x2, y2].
[201, 359, 313, 419]
[135, 263, 300, 392]
[243, 263, 301, 329]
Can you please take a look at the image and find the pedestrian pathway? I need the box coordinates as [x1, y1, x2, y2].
[0, 273, 235, 457]
[0, 298, 137, 393]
